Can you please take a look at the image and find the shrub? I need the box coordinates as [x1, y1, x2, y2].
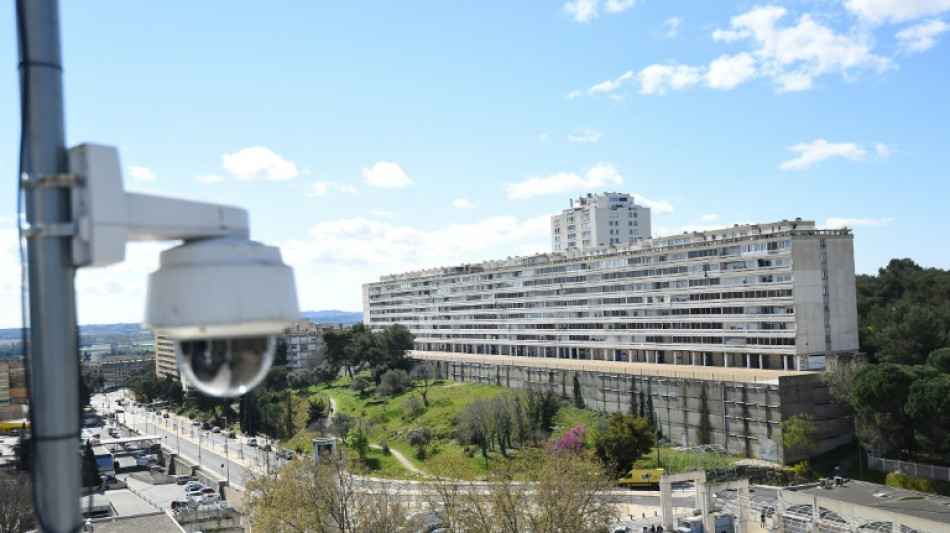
[376, 369, 412, 397]
[401, 394, 423, 420]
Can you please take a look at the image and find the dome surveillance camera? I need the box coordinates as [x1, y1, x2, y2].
[144, 237, 299, 397]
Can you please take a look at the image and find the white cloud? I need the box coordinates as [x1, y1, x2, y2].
[706, 53, 758, 89]
[195, 174, 223, 184]
[896, 18, 950, 52]
[635, 194, 674, 215]
[699, 214, 719, 222]
[663, 16, 682, 38]
[505, 163, 623, 200]
[370, 210, 394, 218]
[452, 199, 473, 209]
[845, 0, 950, 25]
[222, 146, 298, 181]
[563, 0, 637, 22]
[779, 139, 868, 170]
[539, 133, 550, 143]
[875, 143, 893, 158]
[567, 127, 603, 143]
[128, 166, 157, 182]
[281, 215, 550, 269]
[362, 161, 412, 188]
[305, 181, 357, 197]
[638, 64, 703, 95]
[713, 6, 893, 93]
[822, 217, 894, 228]
[605, 0, 637, 14]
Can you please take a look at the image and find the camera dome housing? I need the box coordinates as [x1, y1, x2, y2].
[144, 237, 299, 396]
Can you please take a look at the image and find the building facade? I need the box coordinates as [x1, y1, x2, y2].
[364, 219, 858, 371]
[281, 318, 326, 371]
[82, 355, 155, 390]
[550, 192, 652, 252]
[154, 334, 179, 384]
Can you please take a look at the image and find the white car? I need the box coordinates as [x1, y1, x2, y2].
[247, 437, 258, 447]
[188, 492, 221, 504]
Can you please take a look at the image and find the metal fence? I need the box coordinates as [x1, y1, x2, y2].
[868, 454, 950, 482]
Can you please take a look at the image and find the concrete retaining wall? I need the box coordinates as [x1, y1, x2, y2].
[423, 356, 850, 464]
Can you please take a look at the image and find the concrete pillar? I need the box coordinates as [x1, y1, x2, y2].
[724, 352, 730, 367]
[784, 355, 789, 370]
[690, 351, 697, 365]
[746, 353, 752, 368]
[758, 353, 764, 369]
[672, 351, 679, 365]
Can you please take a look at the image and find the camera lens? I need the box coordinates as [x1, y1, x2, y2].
[176, 335, 275, 397]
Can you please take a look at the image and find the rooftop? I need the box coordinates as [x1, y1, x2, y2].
[782, 480, 950, 528]
[412, 351, 811, 384]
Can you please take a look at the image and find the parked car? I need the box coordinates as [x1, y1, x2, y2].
[176, 475, 198, 485]
[212, 426, 221, 433]
[148, 465, 165, 473]
[192, 420, 201, 426]
[247, 437, 258, 447]
[162, 413, 169, 418]
[280, 450, 295, 460]
[189, 492, 221, 504]
[184, 482, 204, 492]
[186, 489, 215, 500]
[226, 431, 236, 439]
[171, 499, 195, 510]
[201, 422, 211, 430]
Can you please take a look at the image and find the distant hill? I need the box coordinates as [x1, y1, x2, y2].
[300, 310, 363, 325]
[0, 311, 363, 342]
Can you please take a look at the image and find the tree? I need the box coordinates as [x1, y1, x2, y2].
[820, 356, 867, 405]
[348, 423, 369, 460]
[0, 472, 35, 532]
[572, 374, 584, 409]
[274, 337, 289, 367]
[246, 451, 411, 532]
[349, 376, 372, 396]
[927, 347, 950, 374]
[264, 365, 289, 392]
[411, 362, 437, 407]
[375, 369, 411, 397]
[456, 399, 496, 461]
[330, 413, 356, 444]
[81, 441, 101, 487]
[781, 413, 819, 465]
[407, 428, 432, 459]
[905, 375, 950, 454]
[308, 396, 328, 425]
[592, 412, 654, 477]
[314, 361, 341, 386]
[852, 363, 937, 453]
[425, 448, 619, 533]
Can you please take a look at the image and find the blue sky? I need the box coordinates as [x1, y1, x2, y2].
[1, 1, 949, 327]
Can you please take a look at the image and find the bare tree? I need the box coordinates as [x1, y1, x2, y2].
[246, 452, 410, 532]
[411, 361, 437, 407]
[425, 448, 619, 533]
[0, 473, 35, 533]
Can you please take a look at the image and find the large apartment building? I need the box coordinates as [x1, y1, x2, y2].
[364, 218, 858, 371]
[550, 192, 652, 252]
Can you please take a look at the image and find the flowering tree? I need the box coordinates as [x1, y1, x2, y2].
[555, 425, 587, 452]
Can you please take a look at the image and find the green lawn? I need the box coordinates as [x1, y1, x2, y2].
[299, 376, 610, 479]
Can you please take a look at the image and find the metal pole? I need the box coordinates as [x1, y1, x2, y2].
[17, 1, 82, 531]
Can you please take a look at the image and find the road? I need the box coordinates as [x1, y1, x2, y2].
[92, 391, 294, 490]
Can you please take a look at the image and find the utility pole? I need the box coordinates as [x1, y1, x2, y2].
[17, 1, 82, 531]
